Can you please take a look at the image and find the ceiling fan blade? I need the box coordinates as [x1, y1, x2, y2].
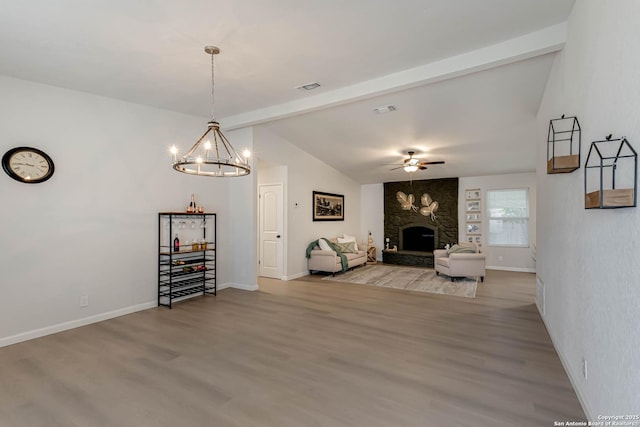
[418, 166, 428, 170]
[418, 160, 445, 165]
[389, 166, 404, 171]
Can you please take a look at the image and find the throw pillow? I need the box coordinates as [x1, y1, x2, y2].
[447, 244, 477, 255]
[335, 241, 357, 254]
[338, 235, 359, 251]
[318, 238, 333, 251]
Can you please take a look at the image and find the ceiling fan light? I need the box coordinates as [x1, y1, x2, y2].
[404, 165, 418, 173]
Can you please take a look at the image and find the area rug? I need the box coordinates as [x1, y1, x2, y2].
[322, 264, 477, 298]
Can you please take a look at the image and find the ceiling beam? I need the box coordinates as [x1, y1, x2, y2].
[222, 23, 566, 130]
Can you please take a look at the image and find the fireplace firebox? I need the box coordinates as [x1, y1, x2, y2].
[399, 224, 438, 252]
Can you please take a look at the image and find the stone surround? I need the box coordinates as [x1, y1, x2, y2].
[384, 178, 458, 266]
[382, 250, 435, 268]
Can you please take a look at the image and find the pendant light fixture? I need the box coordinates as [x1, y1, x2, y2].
[171, 46, 250, 177]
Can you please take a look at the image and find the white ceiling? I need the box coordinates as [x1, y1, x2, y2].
[0, 0, 575, 183]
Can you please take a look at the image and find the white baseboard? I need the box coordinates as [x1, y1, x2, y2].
[486, 266, 536, 273]
[0, 301, 157, 349]
[254, 272, 308, 281]
[2, 283, 260, 348]
[218, 282, 259, 291]
[537, 304, 593, 421]
[284, 271, 309, 281]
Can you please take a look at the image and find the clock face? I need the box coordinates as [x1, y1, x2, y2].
[2, 147, 55, 183]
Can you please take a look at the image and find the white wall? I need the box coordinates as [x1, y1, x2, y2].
[360, 184, 384, 260]
[0, 75, 240, 346]
[459, 173, 537, 272]
[536, 0, 640, 418]
[226, 127, 258, 290]
[254, 127, 361, 279]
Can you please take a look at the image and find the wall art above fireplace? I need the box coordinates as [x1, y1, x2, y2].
[396, 192, 440, 220]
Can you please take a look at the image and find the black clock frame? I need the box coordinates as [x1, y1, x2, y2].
[2, 146, 55, 184]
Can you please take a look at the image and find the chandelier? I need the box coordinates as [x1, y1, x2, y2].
[171, 46, 250, 177]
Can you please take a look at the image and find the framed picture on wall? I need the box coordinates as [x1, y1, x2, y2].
[466, 189, 481, 200]
[466, 200, 481, 212]
[466, 213, 481, 221]
[313, 191, 344, 221]
[467, 223, 481, 235]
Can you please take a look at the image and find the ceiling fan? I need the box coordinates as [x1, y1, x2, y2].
[390, 151, 445, 173]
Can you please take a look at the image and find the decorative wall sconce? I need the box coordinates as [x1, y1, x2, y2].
[584, 135, 637, 209]
[547, 115, 581, 174]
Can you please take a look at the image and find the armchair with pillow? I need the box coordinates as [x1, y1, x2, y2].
[433, 242, 485, 282]
[306, 235, 367, 275]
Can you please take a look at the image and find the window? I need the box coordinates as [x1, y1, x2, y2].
[487, 188, 529, 247]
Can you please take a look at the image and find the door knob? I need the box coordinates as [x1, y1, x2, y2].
[277, 235, 281, 238]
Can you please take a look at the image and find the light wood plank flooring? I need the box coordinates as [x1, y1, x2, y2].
[0, 269, 584, 426]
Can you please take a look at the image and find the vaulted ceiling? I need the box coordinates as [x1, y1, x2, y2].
[0, 0, 575, 183]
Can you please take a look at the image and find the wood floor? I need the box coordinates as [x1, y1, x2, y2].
[0, 269, 585, 426]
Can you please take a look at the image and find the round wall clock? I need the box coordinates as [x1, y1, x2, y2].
[2, 146, 55, 184]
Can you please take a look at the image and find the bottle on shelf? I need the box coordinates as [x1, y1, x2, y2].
[187, 193, 196, 213]
[174, 234, 180, 252]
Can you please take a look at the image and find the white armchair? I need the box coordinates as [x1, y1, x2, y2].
[433, 243, 485, 282]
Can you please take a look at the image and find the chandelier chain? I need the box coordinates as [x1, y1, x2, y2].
[210, 51, 215, 120]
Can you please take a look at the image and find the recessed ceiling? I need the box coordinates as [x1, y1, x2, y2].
[0, 0, 576, 183]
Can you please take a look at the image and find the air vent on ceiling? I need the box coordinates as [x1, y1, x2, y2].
[295, 82, 322, 91]
[373, 104, 397, 114]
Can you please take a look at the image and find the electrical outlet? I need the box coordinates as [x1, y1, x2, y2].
[498, 255, 503, 261]
[79, 295, 89, 308]
[582, 358, 588, 380]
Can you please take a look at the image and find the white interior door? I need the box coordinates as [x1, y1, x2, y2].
[259, 184, 284, 279]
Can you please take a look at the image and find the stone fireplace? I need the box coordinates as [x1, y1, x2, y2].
[383, 178, 458, 267]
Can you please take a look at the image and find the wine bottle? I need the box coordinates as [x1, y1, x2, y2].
[190, 194, 196, 213]
[174, 234, 180, 252]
